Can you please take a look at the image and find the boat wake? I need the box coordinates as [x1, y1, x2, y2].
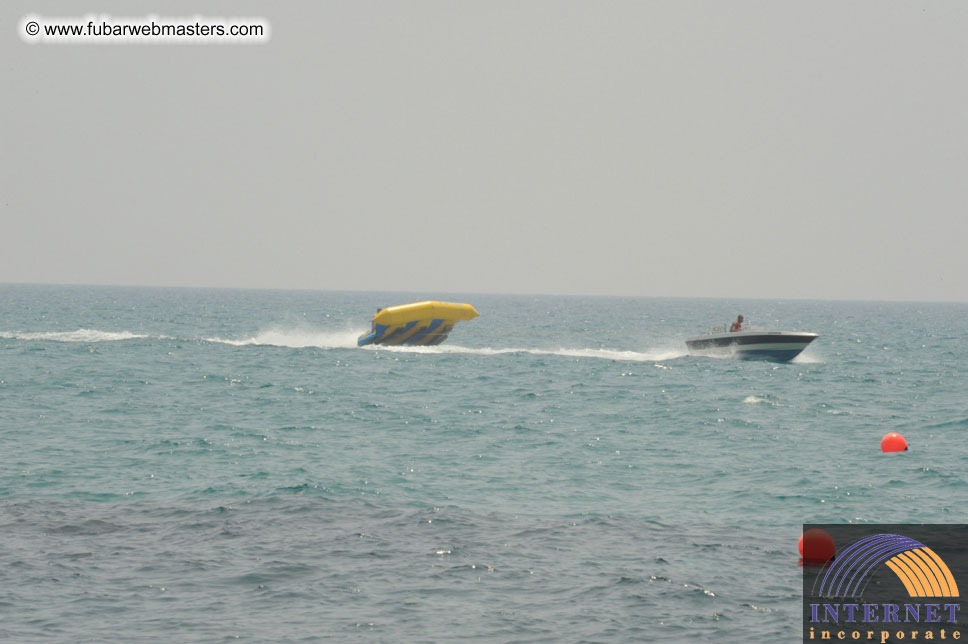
[791, 348, 823, 364]
[204, 328, 360, 349]
[2, 326, 687, 363]
[0, 329, 162, 342]
[364, 343, 687, 363]
[205, 327, 685, 362]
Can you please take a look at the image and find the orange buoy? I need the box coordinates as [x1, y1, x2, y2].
[799, 528, 835, 562]
[881, 432, 908, 453]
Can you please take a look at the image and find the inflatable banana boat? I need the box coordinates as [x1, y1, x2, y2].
[357, 301, 479, 347]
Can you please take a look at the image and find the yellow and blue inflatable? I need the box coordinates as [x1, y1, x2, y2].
[357, 301, 479, 347]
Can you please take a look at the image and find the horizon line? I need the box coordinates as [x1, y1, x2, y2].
[2, 280, 966, 306]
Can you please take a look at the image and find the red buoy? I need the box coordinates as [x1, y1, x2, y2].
[881, 432, 908, 453]
[799, 528, 835, 562]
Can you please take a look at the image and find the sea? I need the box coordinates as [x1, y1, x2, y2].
[1, 284, 966, 642]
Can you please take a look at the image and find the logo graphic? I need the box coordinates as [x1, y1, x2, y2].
[816, 533, 960, 599]
[802, 524, 965, 644]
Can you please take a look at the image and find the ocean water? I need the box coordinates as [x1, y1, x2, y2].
[1, 285, 966, 642]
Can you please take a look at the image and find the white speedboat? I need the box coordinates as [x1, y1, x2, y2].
[685, 329, 818, 361]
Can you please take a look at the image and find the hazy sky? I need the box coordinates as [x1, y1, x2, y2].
[4, 1, 967, 301]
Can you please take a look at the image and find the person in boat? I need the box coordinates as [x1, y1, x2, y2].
[371, 308, 383, 333]
[730, 315, 744, 332]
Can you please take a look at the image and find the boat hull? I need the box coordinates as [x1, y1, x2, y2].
[358, 318, 456, 347]
[685, 331, 817, 362]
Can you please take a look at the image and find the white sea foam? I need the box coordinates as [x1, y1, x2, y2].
[365, 343, 688, 363]
[205, 328, 360, 349]
[0, 329, 157, 342]
[791, 348, 823, 364]
[743, 394, 783, 407]
[204, 327, 686, 363]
